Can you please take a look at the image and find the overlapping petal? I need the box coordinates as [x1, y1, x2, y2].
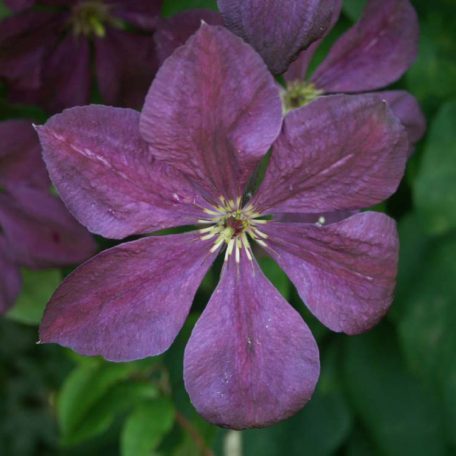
[379, 90, 426, 147]
[252, 95, 408, 214]
[0, 237, 21, 315]
[184, 254, 319, 429]
[284, 0, 342, 82]
[262, 212, 399, 334]
[95, 30, 158, 110]
[312, 0, 419, 93]
[40, 233, 216, 362]
[154, 9, 223, 65]
[0, 187, 96, 268]
[37, 105, 207, 239]
[140, 24, 282, 202]
[217, 0, 336, 74]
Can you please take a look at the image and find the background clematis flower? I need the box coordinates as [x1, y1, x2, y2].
[282, 0, 426, 150]
[0, 120, 96, 314]
[0, 0, 162, 112]
[36, 25, 409, 429]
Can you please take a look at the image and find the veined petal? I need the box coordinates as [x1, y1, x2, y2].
[140, 24, 282, 202]
[40, 233, 216, 362]
[37, 105, 207, 239]
[0, 237, 21, 315]
[217, 0, 337, 75]
[95, 30, 158, 110]
[284, 0, 342, 82]
[0, 120, 49, 189]
[252, 94, 408, 214]
[184, 253, 319, 429]
[379, 90, 426, 148]
[263, 212, 399, 334]
[0, 187, 96, 268]
[154, 9, 223, 65]
[312, 0, 419, 92]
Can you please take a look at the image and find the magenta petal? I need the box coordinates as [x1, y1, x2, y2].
[95, 30, 157, 109]
[262, 212, 399, 334]
[40, 233, 216, 362]
[0, 238, 21, 315]
[141, 24, 282, 202]
[217, 0, 336, 75]
[184, 255, 320, 429]
[0, 187, 96, 268]
[37, 105, 206, 239]
[154, 9, 223, 65]
[252, 94, 408, 214]
[312, 0, 419, 92]
[379, 90, 426, 147]
[284, 0, 342, 82]
[0, 120, 49, 189]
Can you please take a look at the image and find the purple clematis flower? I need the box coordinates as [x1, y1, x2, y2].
[0, 0, 162, 112]
[281, 0, 426, 148]
[0, 120, 96, 314]
[36, 25, 408, 428]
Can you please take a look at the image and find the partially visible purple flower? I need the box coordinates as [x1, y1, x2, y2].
[0, 0, 162, 112]
[0, 120, 96, 314]
[217, 0, 339, 74]
[283, 0, 426, 149]
[36, 25, 408, 428]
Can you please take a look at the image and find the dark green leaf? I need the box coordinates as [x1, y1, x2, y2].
[121, 398, 175, 456]
[343, 324, 446, 456]
[258, 255, 290, 299]
[162, 0, 217, 16]
[414, 101, 456, 234]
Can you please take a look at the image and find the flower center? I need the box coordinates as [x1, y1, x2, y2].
[198, 197, 269, 262]
[281, 81, 323, 113]
[70, 1, 118, 37]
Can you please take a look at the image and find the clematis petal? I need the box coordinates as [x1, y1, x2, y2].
[184, 254, 320, 429]
[141, 24, 282, 202]
[9, 33, 90, 113]
[262, 212, 399, 334]
[284, 0, 342, 82]
[0, 120, 49, 189]
[107, 0, 162, 31]
[0, 187, 96, 268]
[95, 30, 158, 109]
[379, 90, 426, 148]
[217, 0, 337, 75]
[0, 10, 62, 91]
[312, 0, 419, 93]
[154, 9, 223, 65]
[0, 237, 21, 315]
[273, 210, 356, 224]
[37, 105, 207, 239]
[40, 233, 216, 362]
[252, 94, 408, 215]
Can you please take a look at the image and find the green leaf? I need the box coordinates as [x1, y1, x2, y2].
[414, 101, 456, 235]
[6, 268, 61, 325]
[162, 0, 217, 16]
[121, 398, 175, 456]
[58, 358, 158, 444]
[258, 256, 290, 299]
[343, 324, 446, 456]
[0, 1, 11, 20]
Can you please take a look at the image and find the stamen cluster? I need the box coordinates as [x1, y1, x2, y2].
[198, 197, 268, 263]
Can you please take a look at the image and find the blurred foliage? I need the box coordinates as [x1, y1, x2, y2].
[1, 0, 456, 454]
